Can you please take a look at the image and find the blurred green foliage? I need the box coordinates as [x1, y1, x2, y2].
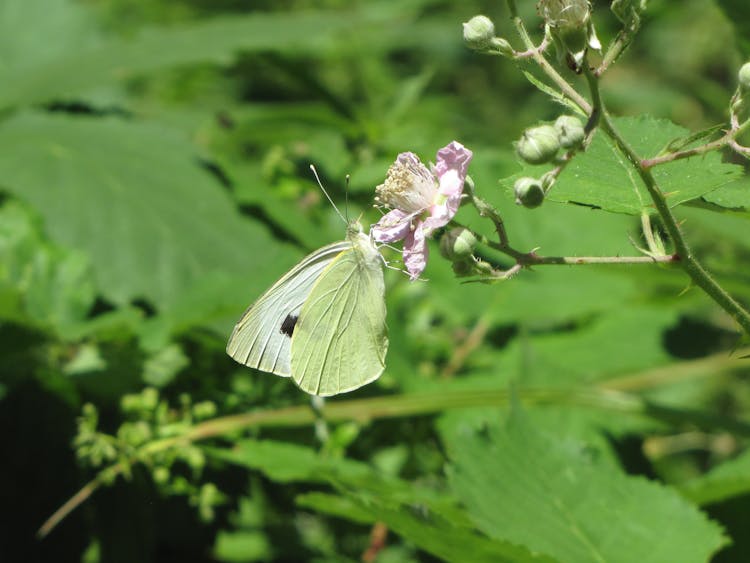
[2, 0, 750, 561]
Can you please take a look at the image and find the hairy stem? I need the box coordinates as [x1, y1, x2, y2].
[452, 220, 678, 268]
[506, 0, 591, 115]
[581, 63, 750, 333]
[641, 118, 750, 168]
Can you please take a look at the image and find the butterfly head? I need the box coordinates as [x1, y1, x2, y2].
[346, 218, 365, 240]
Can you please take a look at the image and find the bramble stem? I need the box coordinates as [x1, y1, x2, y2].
[506, 0, 591, 115]
[578, 63, 750, 334]
[641, 117, 750, 168]
[454, 219, 678, 268]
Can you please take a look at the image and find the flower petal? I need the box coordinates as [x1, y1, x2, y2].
[403, 222, 428, 280]
[371, 209, 411, 243]
[425, 141, 473, 231]
[434, 141, 473, 186]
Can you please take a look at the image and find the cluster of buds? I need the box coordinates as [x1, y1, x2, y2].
[439, 227, 493, 277]
[516, 115, 584, 165]
[514, 115, 584, 208]
[538, 0, 600, 69]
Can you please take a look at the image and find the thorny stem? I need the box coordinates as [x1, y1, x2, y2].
[454, 218, 678, 268]
[461, 178, 678, 270]
[512, 36, 550, 59]
[506, 0, 591, 115]
[641, 117, 750, 168]
[486, 6, 750, 332]
[579, 63, 750, 334]
[595, 10, 643, 77]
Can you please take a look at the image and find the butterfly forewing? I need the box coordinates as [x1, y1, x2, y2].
[291, 232, 388, 396]
[226, 240, 350, 376]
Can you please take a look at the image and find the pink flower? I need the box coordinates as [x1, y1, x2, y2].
[371, 141, 473, 279]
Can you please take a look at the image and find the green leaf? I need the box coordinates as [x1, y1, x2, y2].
[0, 201, 95, 332]
[0, 112, 294, 308]
[0, 0, 100, 71]
[679, 449, 750, 506]
[423, 256, 639, 326]
[205, 439, 467, 523]
[503, 116, 742, 215]
[702, 175, 750, 209]
[513, 306, 678, 387]
[213, 530, 271, 563]
[679, 206, 750, 251]
[204, 440, 374, 485]
[298, 493, 554, 563]
[442, 411, 728, 563]
[295, 492, 373, 524]
[142, 344, 189, 387]
[0, 7, 375, 108]
[0, 2, 456, 110]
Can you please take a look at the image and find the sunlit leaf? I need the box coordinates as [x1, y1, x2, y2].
[442, 410, 728, 563]
[501, 117, 742, 215]
[0, 111, 294, 308]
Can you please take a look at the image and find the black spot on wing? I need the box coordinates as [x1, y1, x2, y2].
[280, 314, 299, 338]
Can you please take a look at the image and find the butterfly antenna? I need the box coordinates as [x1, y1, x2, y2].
[310, 164, 346, 224]
[345, 174, 351, 222]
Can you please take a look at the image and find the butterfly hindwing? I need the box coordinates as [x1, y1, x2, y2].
[291, 231, 388, 396]
[226, 241, 350, 376]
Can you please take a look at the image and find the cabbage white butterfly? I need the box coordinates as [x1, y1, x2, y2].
[226, 207, 388, 396]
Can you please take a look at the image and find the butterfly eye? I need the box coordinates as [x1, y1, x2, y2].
[279, 314, 299, 337]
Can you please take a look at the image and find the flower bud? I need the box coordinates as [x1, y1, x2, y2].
[489, 37, 514, 57]
[539, 0, 600, 67]
[192, 401, 217, 420]
[514, 177, 545, 209]
[554, 115, 585, 149]
[463, 15, 496, 50]
[152, 466, 170, 485]
[516, 125, 560, 164]
[739, 62, 750, 93]
[452, 260, 474, 277]
[440, 228, 477, 261]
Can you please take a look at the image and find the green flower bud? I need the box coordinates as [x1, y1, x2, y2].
[489, 37, 514, 57]
[440, 228, 478, 261]
[540, 0, 600, 67]
[452, 260, 474, 277]
[192, 401, 217, 420]
[141, 387, 159, 411]
[182, 446, 205, 471]
[516, 125, 560, 164]
[153, 466, 170, 485]
[514, 177, 545, 209]
[554, 115, 585, 149]
[463, 15, 496, 50]
[118, 421, 152, 446]
[739, 62, 750, 93]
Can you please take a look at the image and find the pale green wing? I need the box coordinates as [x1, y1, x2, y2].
[226, 241, 350, 376]
[290, 231, 388, 396]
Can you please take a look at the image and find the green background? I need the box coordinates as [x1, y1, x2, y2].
[2, 1, 750, 561]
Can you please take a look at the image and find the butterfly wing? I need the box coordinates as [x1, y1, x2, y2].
[291, 231, 388, 396]
[226, 241, 350, 376]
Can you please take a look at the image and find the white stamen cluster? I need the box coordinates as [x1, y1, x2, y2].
[375, 155, 436, 214]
